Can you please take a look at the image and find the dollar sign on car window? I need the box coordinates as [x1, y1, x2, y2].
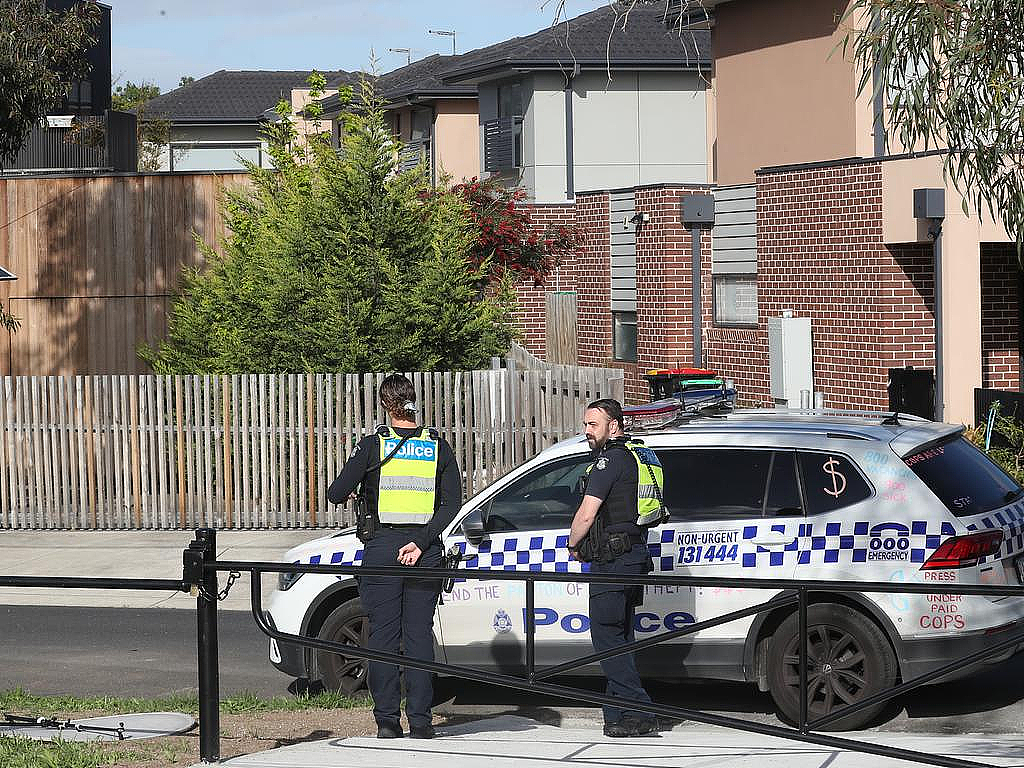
[823, 456, 847, 498]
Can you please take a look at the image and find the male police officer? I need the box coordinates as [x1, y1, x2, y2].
[567, 398, 665, 737]
[327, 374, 461, 740]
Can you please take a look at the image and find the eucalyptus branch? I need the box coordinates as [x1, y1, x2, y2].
[843, 0, 1024, 252]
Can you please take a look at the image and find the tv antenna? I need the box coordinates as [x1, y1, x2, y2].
[428, 29, 456, 55]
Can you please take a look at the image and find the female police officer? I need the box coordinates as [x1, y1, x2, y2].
[327, 374, 461, 740]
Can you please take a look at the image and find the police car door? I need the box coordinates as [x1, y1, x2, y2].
[640, 443, 801, 675]
[438, 452, 594, 672]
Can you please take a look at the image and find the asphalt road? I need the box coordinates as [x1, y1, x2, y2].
[0, 605, 290, 698]
[4, 605, 1024, 734]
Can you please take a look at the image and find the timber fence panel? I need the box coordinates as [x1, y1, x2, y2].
[0, 361, 623, 528]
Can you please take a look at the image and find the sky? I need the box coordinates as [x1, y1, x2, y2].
[105, 1, 611, 93]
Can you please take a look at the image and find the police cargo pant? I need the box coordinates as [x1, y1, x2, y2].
[358, 529, 442, 730]
[588, 544, 654, 725]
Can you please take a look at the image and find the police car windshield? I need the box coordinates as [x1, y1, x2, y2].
[904, 436, 1022, 518]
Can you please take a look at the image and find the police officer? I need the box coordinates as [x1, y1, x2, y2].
[567, 398, 665, 738]
[327, 374, 461, 740]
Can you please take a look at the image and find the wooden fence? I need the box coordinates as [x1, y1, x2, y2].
[0, 171, 250, 376]
[0, 363, 624, 530]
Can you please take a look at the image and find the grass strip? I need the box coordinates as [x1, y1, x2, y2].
[0, 687, 366, 717]
[0, 735, 144, 768]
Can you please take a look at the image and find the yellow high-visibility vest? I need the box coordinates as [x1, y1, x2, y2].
[627, 440, 667, 527]
[377, 427, 438, 524]
[582, 439, 667, 527]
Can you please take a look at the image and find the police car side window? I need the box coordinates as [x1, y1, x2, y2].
[765, 451, 803, 517]
[797, 451, 872, 515]
[658, 449, 773, 521]
[485, 456, 593, 532]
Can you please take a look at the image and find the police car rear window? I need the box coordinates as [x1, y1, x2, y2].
[904, 436, 1022, 517]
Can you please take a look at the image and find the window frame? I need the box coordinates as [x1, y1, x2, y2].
[713, 273, 759, 329]
[612, 310, 638, 363]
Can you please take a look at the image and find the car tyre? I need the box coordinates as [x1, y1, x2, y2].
[316, 598, 369, 695]
[767, 603, 897, 730]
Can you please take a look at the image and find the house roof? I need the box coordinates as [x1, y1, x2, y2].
[440, 5, 711, 84]
[143, 69, 364, 123]
[318, 55, 476, 116]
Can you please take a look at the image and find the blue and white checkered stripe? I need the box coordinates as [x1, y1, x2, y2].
[303, 517, 963, 571]
[458, 534, 587, 573]
[302, 549, 364, 567]
[964, 502, 1024, 561]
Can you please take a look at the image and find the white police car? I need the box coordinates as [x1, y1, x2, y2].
[265, 408, 1024, 729]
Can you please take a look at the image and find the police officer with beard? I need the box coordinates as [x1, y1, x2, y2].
[567, 398, 666, 737]
[327, 374, 461, 740]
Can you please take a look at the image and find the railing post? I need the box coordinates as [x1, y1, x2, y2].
[526, 578, 536, 681]
[798, 587, 808, 733]
[193, 528, 220, 763]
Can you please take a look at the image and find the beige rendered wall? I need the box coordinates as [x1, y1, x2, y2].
[434, 99, 479, 184]
[712, 0, 859, 185]
[881, 154, 1012, 425]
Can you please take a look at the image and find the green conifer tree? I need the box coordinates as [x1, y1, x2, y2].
[141, 78, 516, 373]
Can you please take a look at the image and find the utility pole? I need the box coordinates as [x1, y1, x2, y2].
[388, 47, 411, 65]
[428, 29, 456, 55]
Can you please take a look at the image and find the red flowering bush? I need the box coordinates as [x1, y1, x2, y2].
[449, 177, 582, 286]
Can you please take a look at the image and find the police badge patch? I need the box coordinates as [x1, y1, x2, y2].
[493, 609, 513, 634]
[596, 457, 608, 470]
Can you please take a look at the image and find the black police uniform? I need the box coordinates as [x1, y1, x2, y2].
[327, 426, 461, 735]
[580, 435, 656, 729]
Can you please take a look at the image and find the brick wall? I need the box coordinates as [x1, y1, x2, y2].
[981, 244, 1021, 391]
[514, 168, 967, 412]
[705, 162, 937, 409]
[515, 203, 575, 357]
[574, 192, 612, 370]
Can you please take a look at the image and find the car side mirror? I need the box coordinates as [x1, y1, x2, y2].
[460, 508, 487, 546]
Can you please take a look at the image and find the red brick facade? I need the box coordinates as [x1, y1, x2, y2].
[515, 203, 576, 358]
[705, 162, 939, 409]
[514, 164, 1020, 412]
[981, 244, 1021, 390]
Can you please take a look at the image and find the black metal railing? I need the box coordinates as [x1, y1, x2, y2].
[5, 527, 1024, 768]
[1, 110, 137, 174]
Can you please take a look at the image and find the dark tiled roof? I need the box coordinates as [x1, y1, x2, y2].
[318, 55, 475, 115]
[376, 55, 476, 103]
[144, 69, 364, 122]
[441, 5, 710, 82]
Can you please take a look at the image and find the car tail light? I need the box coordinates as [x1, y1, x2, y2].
[920, 530, 1003, 570]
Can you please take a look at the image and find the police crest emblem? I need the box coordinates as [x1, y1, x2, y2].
[493, 609, 513, 634]
[596, 457, 608, 470]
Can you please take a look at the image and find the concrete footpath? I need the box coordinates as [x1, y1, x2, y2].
[192, 714, 1024, 768]
[0, 529, 318, 611]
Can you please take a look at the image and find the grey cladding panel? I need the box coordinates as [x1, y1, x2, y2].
[714, 184, 757, 202]
[713, 183, 756, 275]
[715, 198, 758, 215]
[609, 190, 636, 313]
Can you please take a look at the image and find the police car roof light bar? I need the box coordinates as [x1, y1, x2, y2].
[623, 391, 736, 432]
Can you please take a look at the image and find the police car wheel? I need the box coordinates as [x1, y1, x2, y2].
[316, 599, 369, 694]
[767, 604, 897, 731]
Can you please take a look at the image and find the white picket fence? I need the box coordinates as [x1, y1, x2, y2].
[0, 359, 623, 530]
